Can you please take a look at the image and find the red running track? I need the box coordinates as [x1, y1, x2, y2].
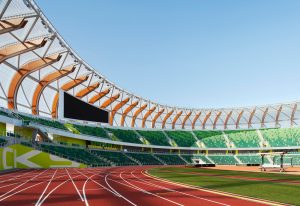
[0, 166, 283, 206]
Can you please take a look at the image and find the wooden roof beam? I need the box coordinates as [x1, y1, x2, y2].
[213, 111, 222, 129]
[8, 53, 62, 110]
[100, 93, 120, 109]
[0, 18, 28, 35]
[162, 110, 174, 129]
[182, 111, 192, 129]
[32, 65, 76, 115]
[142, 106, 156, 128]
[224, 111, 233, 130]
[202, 111, 211, 129]
[152, 109, 165, 128]
[0, 38, 47, 63]
[192, 112, 201, 129]
[120, 101, 139, 126]
[131, 104, 147, 127]
[88, 88, 110, 104]
[75, 82, 100, 98]
[51, 75, 89, 118]
[109, 97, 130, 126]
[172, 111, 183, 129]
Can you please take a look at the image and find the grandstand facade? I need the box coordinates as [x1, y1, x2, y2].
[0, 0, 300, 170]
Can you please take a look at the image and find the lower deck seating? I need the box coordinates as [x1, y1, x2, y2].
[208, 155, 238, 165]
[0, 137, 7, 145]
[273, 154, 300, 165]
[39, 144, 108, 166]
[180, 154, 211, 164]
[92, 150, 137, 166]
[126, 152, 163, 165]
[237, 155, 262, 164]
[154, 154, 186, 165]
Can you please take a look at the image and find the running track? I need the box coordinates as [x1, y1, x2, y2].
[0, 166, 284, 206]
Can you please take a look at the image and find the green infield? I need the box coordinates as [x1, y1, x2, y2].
[148, 167, 300, 205]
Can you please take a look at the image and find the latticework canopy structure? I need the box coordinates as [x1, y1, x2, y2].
[0, 0, 299, 130]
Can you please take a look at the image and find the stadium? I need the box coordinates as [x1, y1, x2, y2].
[0, 0, 300, 205]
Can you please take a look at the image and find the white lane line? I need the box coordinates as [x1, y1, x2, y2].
[104, 172, 137, 206]
[119, 171, 184, 206]
[0, 173, 64, 190]
[79, 188, 104, 192]
[0, 169, 28, 180]
[35, 169, 58, 206]
[0, 169, 49, 200]
[65, 168, 84, 202]
[75, 169, 119, 195]
[75, 169, 121, 206]
[79, 169, 137, 206]
[0, 170, 36, 184]
[37, 174, 82, 206]
[0, 173, 70, 202]
[82, 174, 95, 206]
[132, 170, 230, 206]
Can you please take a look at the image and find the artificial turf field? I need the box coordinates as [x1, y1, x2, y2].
[149, 167, 300, 205]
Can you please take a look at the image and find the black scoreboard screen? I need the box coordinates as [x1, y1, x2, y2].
[63, 92, 109, 123]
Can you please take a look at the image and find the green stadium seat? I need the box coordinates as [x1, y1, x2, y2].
[193, 131, 227, 148]
[106, 128, 143, 144]
[38, 143, 109, 167]
[208, 155, 238, 165]
[18, 114, 68, 131]
[92, 150, 137, 166]
[73, 124, 110, 139]
[126, 152, 163, 165]
[180, 154, 211, 164]
[237, 155, 262, 164]
[225, 130, 260, 148]
[154, 154, 186, 165]
[260, 128, 300, 147]
[136, 130, 170, 146]
[165, 131, 197, 147]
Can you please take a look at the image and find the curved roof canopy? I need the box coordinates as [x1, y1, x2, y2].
[0, 0, 299, 130]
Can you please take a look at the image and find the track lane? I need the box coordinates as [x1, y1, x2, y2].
[0, 166, 287, 206]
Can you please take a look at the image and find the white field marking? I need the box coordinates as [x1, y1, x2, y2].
[37, 174, 82, 206]
[0, 173, 59, 189]
[131, 170, 230, 206]
[81, 169, 137, 205]
[0, 173, 70, 202]
[0, 169, 37, 184]
[143, 170, 285, 206]
[65, 168, 84, 202]
[35, 169, 58, 206]
[82, 174, 97, 206]
[0, 169, 28, 179]
[75, 168, 121, 206]
[0, 169, 49, 199]
[0, 172, 59, 188]
[79, 188, 105, 192]
[119, 171, 184, 206]
[104, 172, 137, 206]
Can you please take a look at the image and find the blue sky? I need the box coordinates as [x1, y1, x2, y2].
[36, 0, 300, 108]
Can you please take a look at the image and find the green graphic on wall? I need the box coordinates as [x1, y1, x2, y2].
[0, 144, 86, 170]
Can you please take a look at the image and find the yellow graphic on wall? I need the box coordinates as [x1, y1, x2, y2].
[0, 144, 86, 170]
